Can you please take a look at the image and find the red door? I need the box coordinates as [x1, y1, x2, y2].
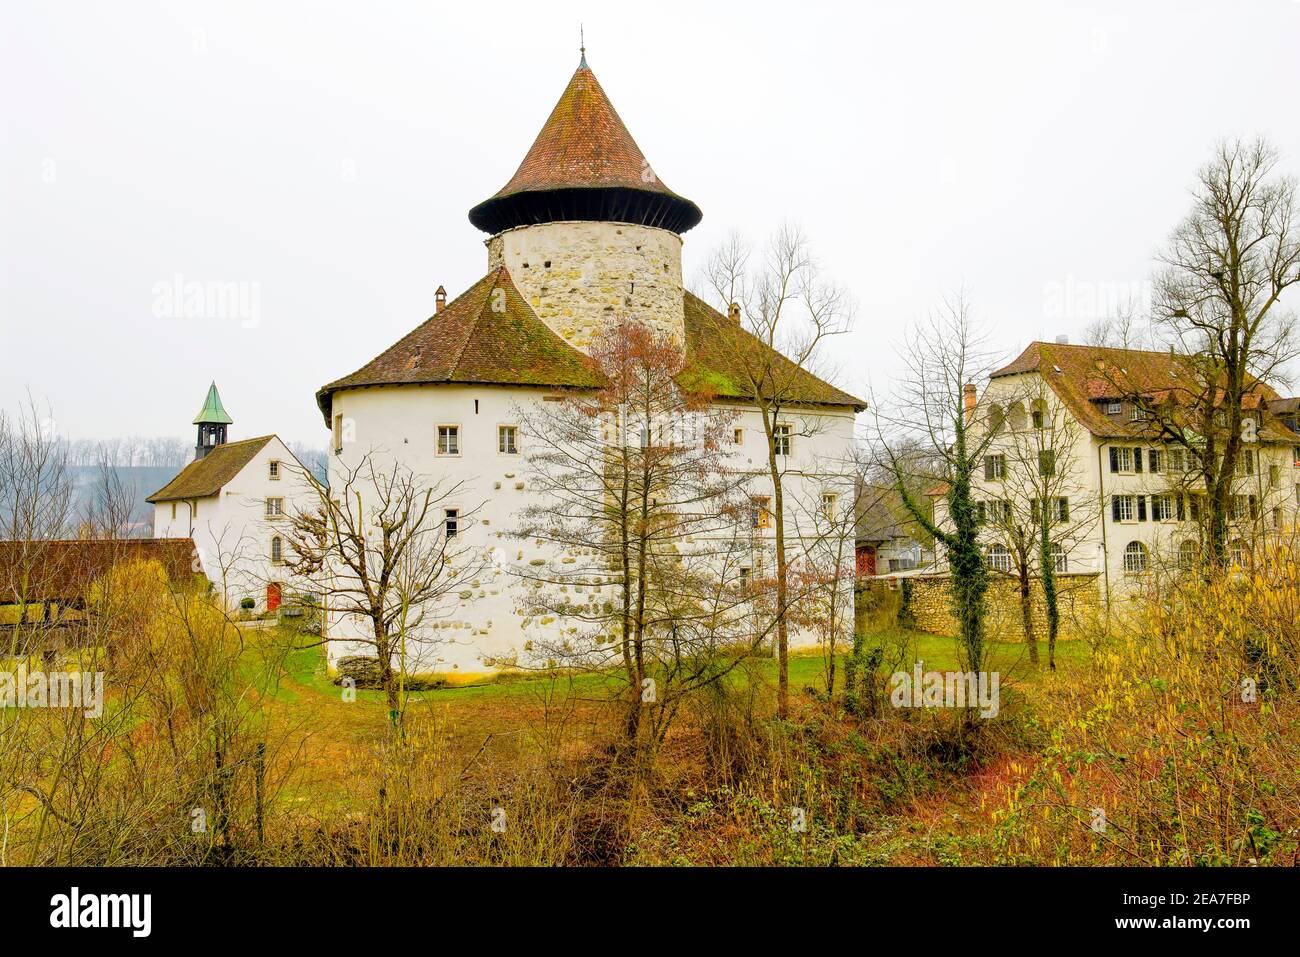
[266, 582, 282, 612]
[856, 544, 877, 578]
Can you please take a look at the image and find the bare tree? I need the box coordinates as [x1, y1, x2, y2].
[700, 224, 854, 718]
[513, 320, 760, 752]
[280, 455, 481, 725]
[874, 292, 1000, 674]
[1127, 138, 1300, 567]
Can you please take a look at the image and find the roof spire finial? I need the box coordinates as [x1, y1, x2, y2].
[578, 24, 587, 69]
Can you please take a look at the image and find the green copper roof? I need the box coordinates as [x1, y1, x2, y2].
[193, 382, 233, 425]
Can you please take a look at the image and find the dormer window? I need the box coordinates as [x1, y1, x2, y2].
[1106, 401, 1122, 416]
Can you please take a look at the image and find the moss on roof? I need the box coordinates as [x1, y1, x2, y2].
[146, 436, 275, 503]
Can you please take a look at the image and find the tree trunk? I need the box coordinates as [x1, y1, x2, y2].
[1039, 525, 1059, 671]
[1019, 561, 1039, 665]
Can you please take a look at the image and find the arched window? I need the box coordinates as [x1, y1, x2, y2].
[987, 405, 1005, 435]
[1048, 542, 1067, 573]
[271, 536, 283, 564]
[1031, 398, 1050, 430]
[986, 542, 1012, 573]
[1123, 541, 1148, 574]
[1177, 540, 1198, 570]
[1007, 401, 1028, 432]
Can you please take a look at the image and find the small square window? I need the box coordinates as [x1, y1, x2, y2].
[438, 425, 460, 455]
[1106, 401, 1122, 416]
[498, 425, 518, 454]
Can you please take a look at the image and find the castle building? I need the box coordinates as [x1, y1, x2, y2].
[148, 382, 318, 612]
[316, 52, 865, 676]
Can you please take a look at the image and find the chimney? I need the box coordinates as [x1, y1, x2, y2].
[1055, 334, 1069, 345]
[435, 285, 447, 314]
[963, 382, 977, 425]
[728, 302, 741, 324]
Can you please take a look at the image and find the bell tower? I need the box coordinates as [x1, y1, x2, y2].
[193, 381, 233, 460]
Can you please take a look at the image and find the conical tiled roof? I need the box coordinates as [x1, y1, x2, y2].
[468, 59, 702, 235]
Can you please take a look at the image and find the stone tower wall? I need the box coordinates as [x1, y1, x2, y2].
[486, 221, 685, 352]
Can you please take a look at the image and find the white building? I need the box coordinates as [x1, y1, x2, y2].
[148, 383, 319, 612]
[315, 52, 864, 677]
[935, 340, 1300, 599]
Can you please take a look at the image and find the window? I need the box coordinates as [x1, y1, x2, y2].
[984, 454, 1006, 480]
[1123, 541, 1148, 574]
[1050, 497, 1069, 523]
[1166, 447, 1185, 473]
[333, 414, 343, 454]
[1112, 495, 1135, 522]
[1048, 542, 1067, 573]
[733, 428, 744, 446]
[773, 425, 792, 456]
[1108, 446, 1134, 473]
[1294, 446, 1300, 467]
[1147, 449, 1162, 474]
[498, 425, 518, 454]
[444, 508, 459, 538]
[739, 566, 752, 589]
[192, 499, 199, 517]
[170, 502, 176, 520]
[269, 460, 280, 481]
[437, 425, 460, 455]
[1229, 538, 1246, 568]
[1269, 464, 1280, 488]
[1235, 450, 1255, 477]
[1152, 494, 1176, 522]
[987, 406, 1005, 434]
[1106, 401, 1122, 416]
[821, 493, 838, 521]
[751, 496, 772, 529]
[986, 543, 1012, 573]
[1230, 494, 1258, 521]
[1031, 409, 1044, 429]
[270, 536, 283, 564]
[1178, 540, 1198, 569]
[1038, 449, 1055, 477]
[1273, 506, 1283, 529]
[266, 497, 284, 518]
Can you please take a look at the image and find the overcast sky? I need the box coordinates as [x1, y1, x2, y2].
[4, 0, 1299, 447]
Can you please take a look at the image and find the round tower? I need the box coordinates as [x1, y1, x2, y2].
[467, 52, 701, 353]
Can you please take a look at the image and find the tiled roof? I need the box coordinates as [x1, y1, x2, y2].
[992, 341, 1298, 442]
[146, 436, 276, 503]
[680, 292, 866, 409]
[467, 61, 702, 234]
[316, 268, 605, 421]
[317, 280, 864, 424]
[0, 538, 202, 601]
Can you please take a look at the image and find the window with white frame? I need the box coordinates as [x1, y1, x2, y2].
[1152, 494, 1176, 522]
[821, 493, 838, 521]
[270, 536, 283, 564]
[1235, 449, 1255, 476]
[1106, 401, 1122, 416]
[265, 497, 284, 518]
[1048, 542, 1067, 573]
[1166, 447, 1185, 473]
[1113, 494, 1136, 522]
[984, 454, 1006, 480]
[437, 425, 460, 455]
[269, 460, 280, 480]
[1109, 446, 1134, 473]
[986, 542, 1012, 573]
[498, 425, 518, 454]
[773, 425, 792, 456]
[1123, 541, 1148, 574]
